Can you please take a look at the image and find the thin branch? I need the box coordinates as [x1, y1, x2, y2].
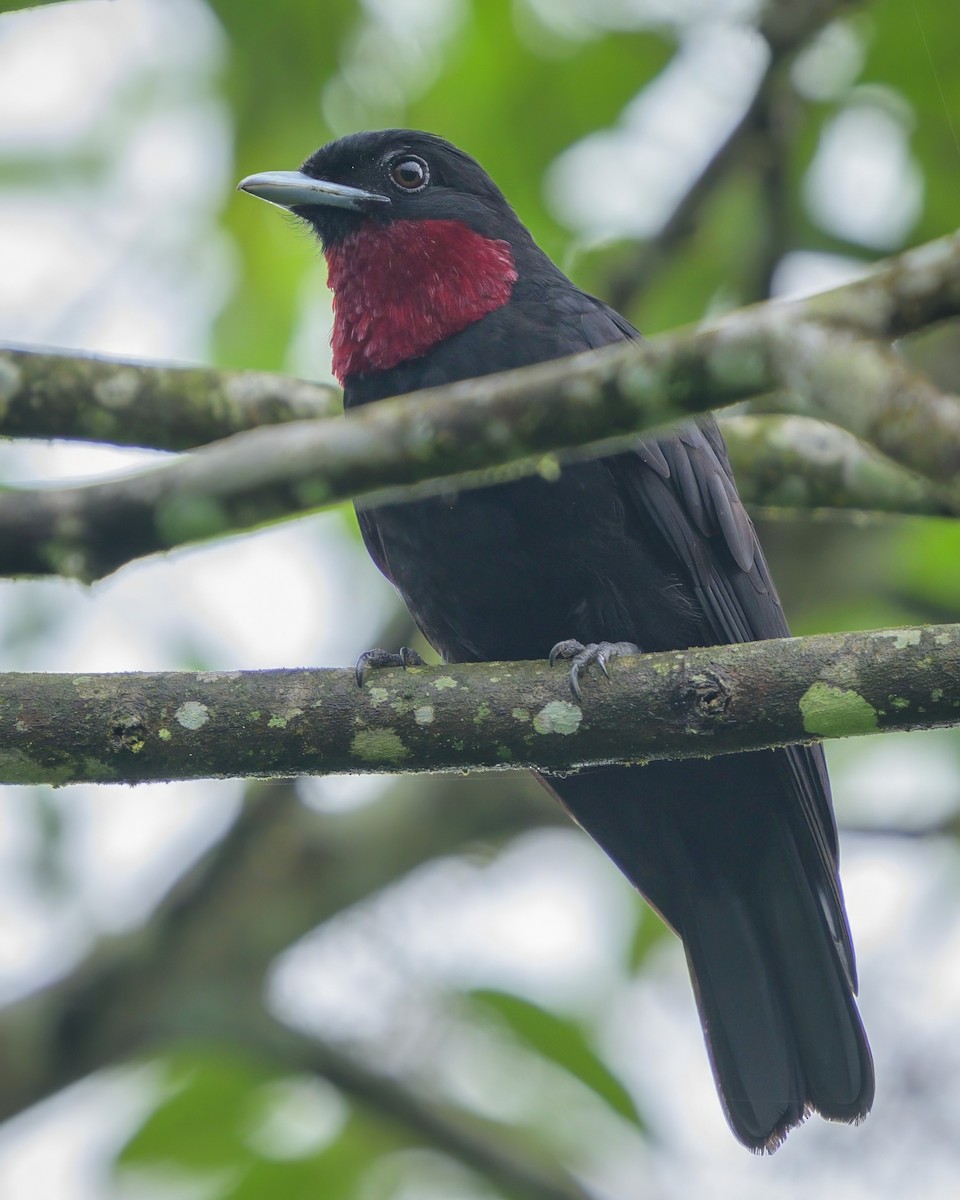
[720, 414, 950, 516]
[0, 776, 583, 1197]
[739, 323, 960, 485]
[253, 1017, 598, 1200]
[2, 623, 958, 785]
[0, 776, 563, 1118]
[606, 80, 769, 313]
[0, 346, 339, 450]
[799, 233, 960, 338]
[607, 0, 867, 311]
[1, 229, 958, 582]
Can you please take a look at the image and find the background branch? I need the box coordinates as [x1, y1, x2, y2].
[3, 623, 958, 785]
[0, 776, 579, 1198]
[1, 228, 959, 582]
[607, 0, 866, 311]
[0, 345, 338, 449]
[720, 414, 950, 515]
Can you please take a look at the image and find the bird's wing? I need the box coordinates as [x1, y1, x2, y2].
[356, 509, 396, 586]
[576, 295, 779, 636]
[576, 295, 855, 981]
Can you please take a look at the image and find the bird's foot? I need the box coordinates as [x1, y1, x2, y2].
[548, 639, 640, 702]
[355, 646, 425, 687]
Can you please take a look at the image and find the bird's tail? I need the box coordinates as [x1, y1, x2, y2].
[543, 753, 874, 1150]
[679, 819, 874, 1150]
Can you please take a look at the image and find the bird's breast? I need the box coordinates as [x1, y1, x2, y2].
[325, 219, 517, 380]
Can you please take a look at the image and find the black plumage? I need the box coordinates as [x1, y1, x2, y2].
[239, 130, 874, 1150]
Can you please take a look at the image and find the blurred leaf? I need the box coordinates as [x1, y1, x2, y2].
[611, 168, 770, 332]
[0, 1, 65, 11]
[626, 898, 669, 974]
[409, 0, 673, 260]
[117, 1049, 275, 1173]
[118, 1052, 418, 1200]
[468, 988, 645, 1129]
[209, 0, 363, 370]
[225, 1113, 410, 1200]
[861, 0, 960, 242]
[888, 520, 960, 613]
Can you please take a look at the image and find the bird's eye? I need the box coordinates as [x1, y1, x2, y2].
[390, 157, 429, 191]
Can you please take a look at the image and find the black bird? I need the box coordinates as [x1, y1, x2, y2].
[239, 130, 874, 1150]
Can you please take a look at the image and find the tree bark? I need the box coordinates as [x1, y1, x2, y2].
[3, 623, 958, 785]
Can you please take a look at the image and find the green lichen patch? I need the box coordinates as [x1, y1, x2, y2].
[155, 495, 230, 546]
[433, 675, 458, 690]
[267, 707, 303, 730]
[414, 705, 434, 725]
[94, 368, 139, 410]
[536, 454, 561, 482]
[295, 478, 332, 509]
[0, 356, 22, 412]
[512, 707, 530, 722]
[0, 749, 72, 786]
[367, 687, 389, 707]
[878, 628, 922, 650]
[799, 682, 878, 737]
[72, 675, 114, 701]
[350, 729, 409, 762]
[533, 700, 583, 736]
[158, 728, 172, 741]
[175, 701, 210, 730]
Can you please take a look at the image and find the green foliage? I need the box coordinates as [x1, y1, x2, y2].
[468, 987, 646, 1129]
[117, 1051, 411, 1200]
[4, 0, 960, 1194]
[863, 0, 960, 242]
[406, 0, 673, 259]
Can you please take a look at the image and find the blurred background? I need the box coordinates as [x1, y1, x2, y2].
[1, 0, 960, 1196]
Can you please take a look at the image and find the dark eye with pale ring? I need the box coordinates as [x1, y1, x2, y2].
[390, 157, 429, 191]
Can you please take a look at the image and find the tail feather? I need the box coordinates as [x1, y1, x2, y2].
[753, 821, 874, 1123]
[544, 751, 874, 1151]
[682, 856, 873, 1151]
[682, 882, 807, 1150]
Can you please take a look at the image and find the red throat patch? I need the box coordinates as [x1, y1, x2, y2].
[324, 219, 518, 382]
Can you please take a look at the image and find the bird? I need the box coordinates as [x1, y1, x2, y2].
[238, 129, 874, 1151]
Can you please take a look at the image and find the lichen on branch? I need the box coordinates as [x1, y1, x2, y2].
[2, 623, 958, 786]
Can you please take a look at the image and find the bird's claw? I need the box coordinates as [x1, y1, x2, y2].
[548, 639, 640, 701]
[355, 646, 425, 687]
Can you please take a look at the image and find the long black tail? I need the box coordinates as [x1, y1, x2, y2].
[543, 747, 874, 1150]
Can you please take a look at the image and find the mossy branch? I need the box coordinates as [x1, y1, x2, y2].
[0, 345, 339, 449]
[721, 414, 950, 516]
[2, 623, 958, 786]
[1, 230, 958, 581]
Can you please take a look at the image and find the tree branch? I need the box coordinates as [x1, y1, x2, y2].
[252, 1016, 598, 1200]
[0, 776, 583, 1196]
[720, 414, 950, 516]
[607, 0, 867, 311]
[2, 623, 957, 785]
[0, 346, 339, 450]
[1, 230, 957, 582]
[739, 322, 960, 485]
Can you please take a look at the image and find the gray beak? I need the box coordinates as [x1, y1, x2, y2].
[237, 170, 390, 212]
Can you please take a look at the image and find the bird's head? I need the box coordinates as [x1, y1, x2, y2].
[238, 130, 531, 382]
